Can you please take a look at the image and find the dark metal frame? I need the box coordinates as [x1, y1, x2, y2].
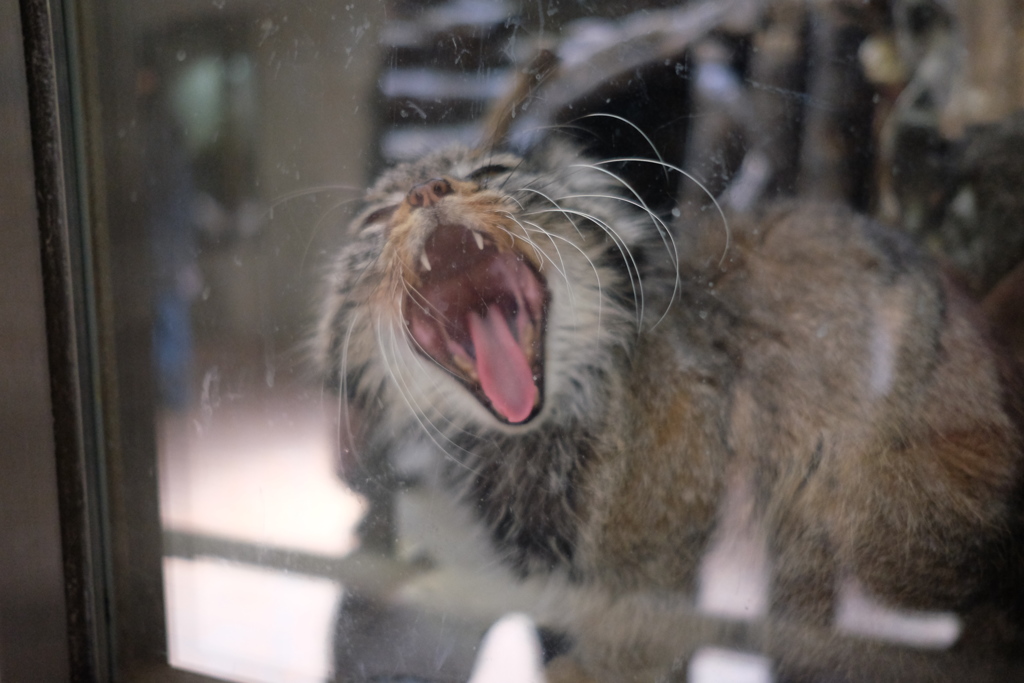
[12, 0, 210, 680]
[18, 0, 110, 679]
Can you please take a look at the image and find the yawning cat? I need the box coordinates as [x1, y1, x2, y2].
[314, 139, 1023, 681]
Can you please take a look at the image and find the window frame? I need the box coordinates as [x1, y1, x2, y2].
[13, 0, 224, 680]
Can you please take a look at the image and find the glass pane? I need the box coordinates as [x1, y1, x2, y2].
[75, 0, 1024, 681]
[82, 2, 385, 680]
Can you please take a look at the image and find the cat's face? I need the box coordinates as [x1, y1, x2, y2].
[316, 142, 654, 432]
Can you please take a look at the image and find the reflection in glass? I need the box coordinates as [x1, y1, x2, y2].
[81, 0, 1024, 681]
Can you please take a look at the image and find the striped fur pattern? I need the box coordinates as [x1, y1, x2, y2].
[314, 140, 1023, 680]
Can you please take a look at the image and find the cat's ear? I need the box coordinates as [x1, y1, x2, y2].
[479, 48, 559, 152]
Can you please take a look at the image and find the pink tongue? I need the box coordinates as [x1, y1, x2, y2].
[468, 306, 538, 423]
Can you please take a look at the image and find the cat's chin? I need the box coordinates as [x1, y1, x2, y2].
[403, 222, 549, 425]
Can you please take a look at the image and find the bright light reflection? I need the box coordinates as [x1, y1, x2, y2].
[158, 386, 363, 682]
[165, 557, 341, 683]
[158, 388, 364, 555]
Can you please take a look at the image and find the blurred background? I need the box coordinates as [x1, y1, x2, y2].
[6, 0, 1024, 681]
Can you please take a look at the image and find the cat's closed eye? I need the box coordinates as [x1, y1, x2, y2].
[465, 163, 515, 181]
[360, 205, 397, 228]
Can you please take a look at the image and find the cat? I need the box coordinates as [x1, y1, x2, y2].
[313, 138, 1024, 681]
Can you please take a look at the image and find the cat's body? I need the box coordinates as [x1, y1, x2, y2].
[315, 140, 1023, 680]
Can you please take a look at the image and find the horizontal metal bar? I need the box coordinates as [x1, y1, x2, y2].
[162, 528, 430, 596]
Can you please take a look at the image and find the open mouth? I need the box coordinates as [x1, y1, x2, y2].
[403, 223, 548, 424]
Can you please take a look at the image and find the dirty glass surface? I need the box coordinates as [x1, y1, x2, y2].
[71, 0, 1024, 681]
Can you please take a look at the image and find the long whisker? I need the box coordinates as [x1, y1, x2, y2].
[498, 213, 582, 328]
[576, 113, 670, 186]
[337, 308, 363, 466]
[505, 121, 608, 154]
[510, 187, 587, 245]
[395, 339, 489, 478]
[401, 276, 468, 334]
[517, 183, 645, 323]
[528, 207, 643, 336]
[592, 156, 731, 266]
[502, 214, 571, 286]
[393, 321, 502, 464]
[492, 201, 607, 347]
[520, 198, 645, 331]
[556, 180, 681, 328]
[323, 225, 394, 317]
[382, 323, 464, 465]
[497, 157, 529, 192]
[391, 277, 504, 468]
[519, 218, 605, 339]
[486, 212, 548, 265]
[268, 184, 364, 212]
[511, 169, 586, 200]
[563, 164, 676, 244]
[375, 315, 479, 475]
[300, 196, 366, 275]
[400, 288, 473, 385]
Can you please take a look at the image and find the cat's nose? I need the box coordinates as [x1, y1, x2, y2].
[406, 178, 453, 209]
